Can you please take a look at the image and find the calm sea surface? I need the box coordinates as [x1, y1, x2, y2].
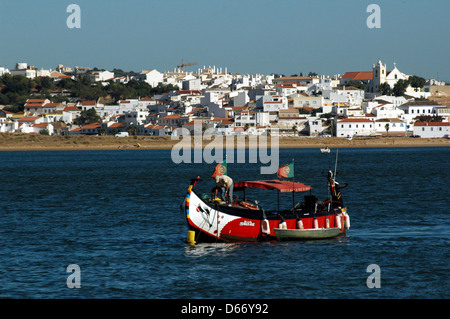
[0, 147, 448, 299]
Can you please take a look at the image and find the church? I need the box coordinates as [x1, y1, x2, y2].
[372, 60, 410, 93]
[341, 60, 410, 93]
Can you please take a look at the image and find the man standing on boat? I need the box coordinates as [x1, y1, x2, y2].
[214, 175, 234, 206]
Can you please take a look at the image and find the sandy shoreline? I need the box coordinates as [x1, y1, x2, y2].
[0, 133, 449, 151]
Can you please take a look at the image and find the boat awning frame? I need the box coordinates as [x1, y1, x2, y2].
[233, 180, 312, 193]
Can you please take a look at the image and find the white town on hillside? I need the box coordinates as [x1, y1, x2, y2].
[0, 60, 449, 139]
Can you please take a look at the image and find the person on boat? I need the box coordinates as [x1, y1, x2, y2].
[212, 185, 225, 202]
[214, 175, 234, 206]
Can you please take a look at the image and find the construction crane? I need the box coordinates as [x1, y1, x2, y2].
[177, 59, 198, 72]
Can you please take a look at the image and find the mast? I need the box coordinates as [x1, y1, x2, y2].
[292, 158, 295, 210]
[334, 149, 339, 179]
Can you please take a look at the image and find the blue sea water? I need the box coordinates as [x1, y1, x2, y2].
[0, 147, 448, 299]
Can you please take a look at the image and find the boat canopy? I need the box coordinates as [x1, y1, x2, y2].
[234, 180, 311, 193]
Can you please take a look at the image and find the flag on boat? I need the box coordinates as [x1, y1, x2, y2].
[277, 161, 294, 179]
[212, 159, 227, 177]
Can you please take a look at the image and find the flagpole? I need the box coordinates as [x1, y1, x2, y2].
[292, 158, 295, 210]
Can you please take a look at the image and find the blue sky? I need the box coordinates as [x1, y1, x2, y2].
[0, 0, 448, 80]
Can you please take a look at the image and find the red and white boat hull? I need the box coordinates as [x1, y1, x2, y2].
[183, 178, 349, 242]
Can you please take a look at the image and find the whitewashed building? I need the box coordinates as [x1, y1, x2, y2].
[398, 103, 443, 125]
[308, 118, 326, 136]
[413, 122, 450, 138]
[0, 66, 10, 76]
[293, 96, 323, 109]
[234, 111, 270, 128]
[372, 103, 404, 119]
[262, 95, 288, 112]
[336, 118, 375, 137]
[323, 87, 365, 106]
[90, 70, 114, 82]
[374, 118, 407, 135]
[11, 68, 36, 79]
[139, 69, 163, 87]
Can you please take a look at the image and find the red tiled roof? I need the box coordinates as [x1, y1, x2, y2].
[184, 120, 204, 126]
[63, 106, 80, 112]
[108, 123, 127, 128]
[178, 90, 202, 95]
[353, 72, 373, 80]
[338, 118, 373, 123]
[18, 116, 41, 122]
[161, 115, 181, 119]
[212, 118, 234, 125]
[414, 122, 450, 126]
[341, 72, 359, 79]
[82, 123, 101, 129]
[341, 71, 373, 80]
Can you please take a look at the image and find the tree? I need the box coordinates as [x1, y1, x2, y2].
[127, 125, 138, 136]
[385, 123, 390, 136]
[408, 75, 426, 91]
[393, 79, 408, 96]
[0, 74, 33, 110]
[57, 78, 75, 90]
[35, 76, 55, 91]
[415, 115, 443, 122]
[292, 125, 298, 135]
[74, 108, 101, 125]
[343, 80, 367, 91]
[379, 82, 392, 95]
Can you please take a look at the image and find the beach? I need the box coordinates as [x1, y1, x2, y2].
[0, 133, 449, 151]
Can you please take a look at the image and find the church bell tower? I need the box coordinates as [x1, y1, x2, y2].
[372, 59, 386, 93]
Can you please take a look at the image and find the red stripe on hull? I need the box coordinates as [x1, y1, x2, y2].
[188, 213, 343, 242]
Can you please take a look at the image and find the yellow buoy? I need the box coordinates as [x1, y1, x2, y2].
[186, 230, 196, 245]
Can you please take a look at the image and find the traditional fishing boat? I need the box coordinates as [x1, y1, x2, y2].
[182, 169, 349, 243]
[320, 147, 330, 153]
